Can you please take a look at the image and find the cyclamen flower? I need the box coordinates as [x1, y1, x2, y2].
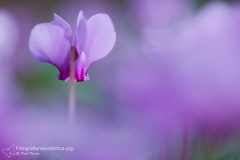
[29, 11, 116, 82]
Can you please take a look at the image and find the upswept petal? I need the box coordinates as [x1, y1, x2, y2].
[75, 11, 87, 54]
[83, 14, 116, 69]
[51, 13, 72, 43]
[77, 10, 84, 28]
[29, 23, 71, 79]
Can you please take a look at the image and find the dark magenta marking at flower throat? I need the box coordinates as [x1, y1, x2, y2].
[74, 47, 79, 60]
[58, 46, 86, 82]
[73, 46, 86, 82]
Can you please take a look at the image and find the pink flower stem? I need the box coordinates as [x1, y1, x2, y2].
[68, 46, 76, 127]
[181, 124, 189, 160]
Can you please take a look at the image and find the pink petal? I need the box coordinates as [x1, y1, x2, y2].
[75, 51, 89, 82]
[75, 10, 87, 54]
[83, 13, 116, 69]
[51, 13, 72, 44]
[29, 23, 71, 80]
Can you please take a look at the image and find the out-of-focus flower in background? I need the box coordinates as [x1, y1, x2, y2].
[0, 9, 19, 61]
[128, 0, 192, 30]
[0, 8, 19, 108]
[110, 1, 240, 159]
[174, 1, 240, 134]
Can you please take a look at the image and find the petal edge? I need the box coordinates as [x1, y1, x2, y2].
[51, 13, 72, 44]
[84, 13, 116, 69]
[29, 23, 71, 80]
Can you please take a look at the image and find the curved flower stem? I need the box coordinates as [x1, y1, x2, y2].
[68, 46, 76, 127]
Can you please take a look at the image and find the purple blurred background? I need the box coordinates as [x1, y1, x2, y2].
[1, 0, 240, 159]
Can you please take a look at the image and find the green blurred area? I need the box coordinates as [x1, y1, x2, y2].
[196, 0, 238, 8]
[0, 0, 238, 9]
[16, 64, 105, 108]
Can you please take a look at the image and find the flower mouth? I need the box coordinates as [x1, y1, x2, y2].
[73, 46, 79, 61]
